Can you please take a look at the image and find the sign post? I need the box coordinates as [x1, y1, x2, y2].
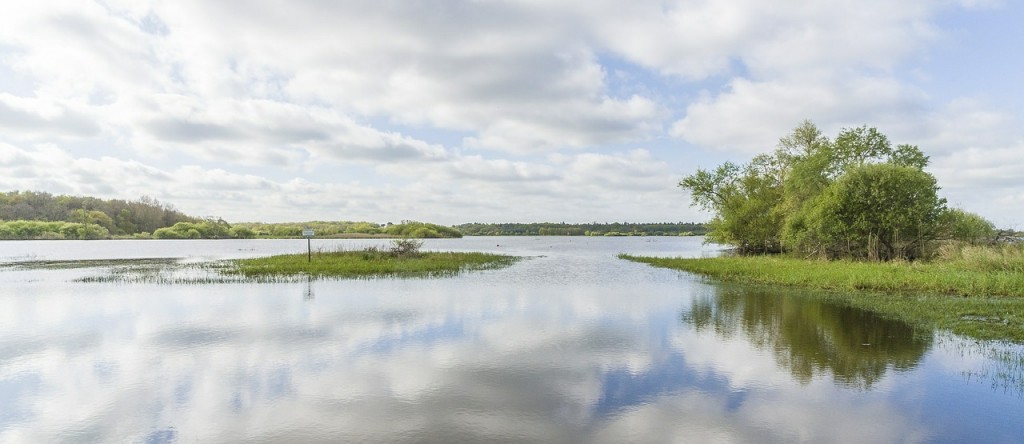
[302, 228, 315, 262]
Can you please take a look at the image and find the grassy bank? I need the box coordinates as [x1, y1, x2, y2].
[231, 247, 518, 279]
[620, 246, 1024, 342]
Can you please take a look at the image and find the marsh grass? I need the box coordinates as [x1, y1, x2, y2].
[619, 251, 1024, 342]
[75, 261, 249, 284]
[941, 334, 1024, 395]
[229, 246, 519, 279]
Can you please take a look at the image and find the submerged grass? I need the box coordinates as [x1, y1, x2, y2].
[229, 248, 519, 279]
[74, 261, 245, 284]
[619, 251, 1024, 343]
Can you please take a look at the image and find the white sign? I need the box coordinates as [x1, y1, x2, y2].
[302, 229, 315, 237]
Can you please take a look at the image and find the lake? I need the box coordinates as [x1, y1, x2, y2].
[1, 236, 1022, 443]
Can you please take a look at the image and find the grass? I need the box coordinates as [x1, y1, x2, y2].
[229, 247, 519, 279]
[620, 243, 1024, 343]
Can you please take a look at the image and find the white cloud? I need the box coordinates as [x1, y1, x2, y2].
[0, 94, 101, 138]
[0, 0, 1021, 223]
[671, 76, 928, 153]
[0, 142, 699, 223]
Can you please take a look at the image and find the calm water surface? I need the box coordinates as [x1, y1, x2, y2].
[1, 237, 1022, 443]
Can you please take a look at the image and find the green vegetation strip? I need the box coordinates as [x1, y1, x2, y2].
[231, 250, 519, 279]
[620, 254, 1024, 343]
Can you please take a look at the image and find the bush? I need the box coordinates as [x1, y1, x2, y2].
[389, 239, 424, 257]
[0, 220, 109, 240]
[153, 220, 232, 239]
[229, 226, 256, 239]
[385, 222, 462, 238]
[59, 222, 110, 240]
[939, 209, 996, 245]
[803, 164, 945, 260]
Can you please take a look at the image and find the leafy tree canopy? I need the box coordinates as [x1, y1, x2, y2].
[0, 191, 194, 235]
[679, 120, 993, 260]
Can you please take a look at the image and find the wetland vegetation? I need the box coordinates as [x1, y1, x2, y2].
[229, 240, 517, 279]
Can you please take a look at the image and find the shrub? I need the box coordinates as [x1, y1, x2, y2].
[229, 226, 256, 239]
[939, 209, 996, 245]
[389, 239, 424, 257]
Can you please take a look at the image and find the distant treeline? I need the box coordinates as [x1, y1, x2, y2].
[454, 222, 707, 236]
[0, 190, 195, 239]
[0, 190, 704, 240]
[0, 191, 469, 241]
[231, 221, 463, 239]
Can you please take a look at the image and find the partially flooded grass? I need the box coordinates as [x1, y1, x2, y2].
[74, 261, 248, 284]
[940, 334, 1024, 396]
[229, 248, 520, 279]
[620, 253, 1024, 343]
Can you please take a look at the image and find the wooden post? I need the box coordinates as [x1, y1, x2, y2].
[302, 228, 315, 263]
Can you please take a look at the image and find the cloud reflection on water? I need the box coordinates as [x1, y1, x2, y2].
[0, 238, 1021, 442]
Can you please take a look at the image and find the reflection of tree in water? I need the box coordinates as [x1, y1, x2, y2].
[683, 285, 932, 389]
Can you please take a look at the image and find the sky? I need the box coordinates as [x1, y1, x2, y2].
[0, 0, 1022, 226]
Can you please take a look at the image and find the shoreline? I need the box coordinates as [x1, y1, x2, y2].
[620, 254, 1024, 343]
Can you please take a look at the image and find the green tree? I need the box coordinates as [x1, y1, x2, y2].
[938, 209, 996, 245]
[115, 208, 137, 235]
[60, 222, 111, 240]
[69, 209, 115, 233]
[805, 164, 946, 260]
[680, 155, 788, 253]
[229, 226, 256, 239]
[153, 219, 233, 239]
[682, 121, 961, 261]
